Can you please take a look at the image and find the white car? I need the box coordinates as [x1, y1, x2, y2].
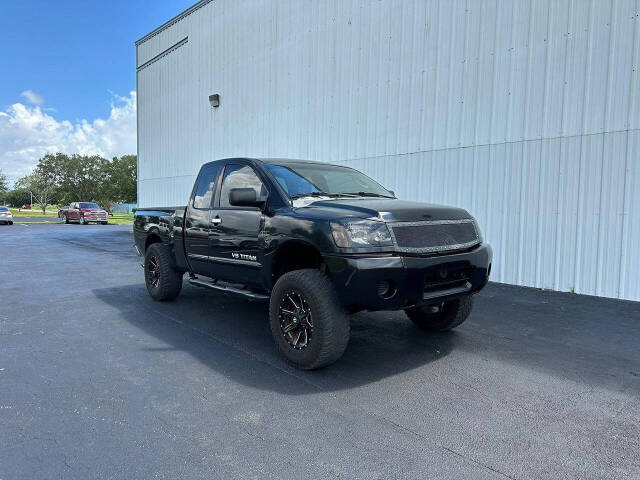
[0, 206, 13, 225]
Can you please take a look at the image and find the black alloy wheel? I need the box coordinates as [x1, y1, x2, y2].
[143, 243, 183, 301]
[269, 269, 350, 370]
[146, 255, 161, 288]
[278, 289, 313, 350]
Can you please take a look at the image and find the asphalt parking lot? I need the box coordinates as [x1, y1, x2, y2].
[1, 224, 639, 479]
[10, 216, 55, 223]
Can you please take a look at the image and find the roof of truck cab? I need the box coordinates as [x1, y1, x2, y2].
[201, 157, 344, 168]
[255, 158, 343, 167]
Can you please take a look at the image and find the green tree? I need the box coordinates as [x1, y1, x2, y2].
[52, 154, 106, 205]
[93, 155, 137, 212]
[94, 160, 117, 213]
[5, 188, 31, 208]
[112, 155, 137, 203]
[16, 172, 56, 213]
[17, 153, 137, 212]
[0, 169, 8, 204]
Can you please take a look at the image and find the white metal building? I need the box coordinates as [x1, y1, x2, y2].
[136, 0, 640, 301]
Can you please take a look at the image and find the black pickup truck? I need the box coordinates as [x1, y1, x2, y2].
[134, 158, 492, 369]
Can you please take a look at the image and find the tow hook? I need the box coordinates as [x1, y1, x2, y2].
[428, 304, 441, 313]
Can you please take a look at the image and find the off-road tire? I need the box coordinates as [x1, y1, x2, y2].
[144, 243, 183, 301]
[405, 296, 474, 331]
[269, 269, 350, 370]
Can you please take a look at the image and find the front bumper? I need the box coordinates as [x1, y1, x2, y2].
[324, 244, 492, 311]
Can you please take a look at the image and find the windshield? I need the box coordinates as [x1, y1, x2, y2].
[80, 203, 100, 209]
[265, 163, 394, 198]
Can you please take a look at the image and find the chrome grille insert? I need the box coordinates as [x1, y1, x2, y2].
[388, 219, 480, 253]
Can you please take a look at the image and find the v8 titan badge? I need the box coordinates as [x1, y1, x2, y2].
[232, 252, 257, 262]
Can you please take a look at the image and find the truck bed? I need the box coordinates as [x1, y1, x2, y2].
[134, 206, 188, 271]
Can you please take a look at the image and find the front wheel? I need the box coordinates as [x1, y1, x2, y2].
[62, 214, 68, 224]
[404, 296, 474, 331]
[144, 243, 183, 301]
[269, 269, 350, 370]
[100, 221, 108, 225]
[79, 216, 86, 225]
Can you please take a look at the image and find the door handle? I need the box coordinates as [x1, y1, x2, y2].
[211, 216, 222, 226]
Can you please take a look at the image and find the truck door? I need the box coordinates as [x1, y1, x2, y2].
[208, 162, 266, 285]
[68, 203, 79, 221]
[184, 163, 223, 277]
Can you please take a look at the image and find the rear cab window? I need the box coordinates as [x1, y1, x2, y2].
[192, 163, 223, 209]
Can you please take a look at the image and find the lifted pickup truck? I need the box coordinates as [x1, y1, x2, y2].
[134, 158, 492, 369]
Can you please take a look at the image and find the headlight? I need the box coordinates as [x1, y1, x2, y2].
[330, 219, 393, 248]
[472, 218, 484, 243]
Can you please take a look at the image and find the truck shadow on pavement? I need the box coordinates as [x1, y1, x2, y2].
[93, 283, 458, 394]
[94, 281, 640, 396]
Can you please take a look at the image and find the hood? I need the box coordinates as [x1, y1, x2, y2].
[294, 198, 472, 222]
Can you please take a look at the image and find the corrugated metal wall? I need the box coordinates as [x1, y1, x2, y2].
[136, 0, 640, 300]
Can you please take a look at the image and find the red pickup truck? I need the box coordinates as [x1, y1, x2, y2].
[60, 202, 108, 225]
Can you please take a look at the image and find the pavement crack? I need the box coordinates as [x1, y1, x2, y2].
[370, 412, 518, 480]
[440, 445, 518, 480]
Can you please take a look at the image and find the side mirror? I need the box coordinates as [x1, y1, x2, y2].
[229, 188, 265, 208]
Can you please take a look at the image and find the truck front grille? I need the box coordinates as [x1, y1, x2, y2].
[389, 219, 479, 253]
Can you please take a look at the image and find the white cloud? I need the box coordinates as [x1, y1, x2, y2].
[0, 92, 136, 183]
[20, 90, 44, 105]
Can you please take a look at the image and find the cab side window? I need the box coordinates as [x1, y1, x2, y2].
[192, 164, 223, 209]
[219, 165, 266, 208]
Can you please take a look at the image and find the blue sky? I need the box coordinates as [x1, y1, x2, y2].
[0, 0, 193, 120]
[0, 0, 194, 181]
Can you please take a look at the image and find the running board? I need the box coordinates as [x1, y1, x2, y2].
[188, 278, 269, 301]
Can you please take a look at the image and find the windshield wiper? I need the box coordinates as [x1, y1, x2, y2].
[341, 192, 396, 199]
[290, 192, 359, 199]
[289, 191, 331, 199]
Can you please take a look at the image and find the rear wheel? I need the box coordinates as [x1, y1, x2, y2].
[269, 269, 350, 370]
[404, 296, 474, 331]
[144, 243, 183, 301]
[100, 221, 108, 225]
